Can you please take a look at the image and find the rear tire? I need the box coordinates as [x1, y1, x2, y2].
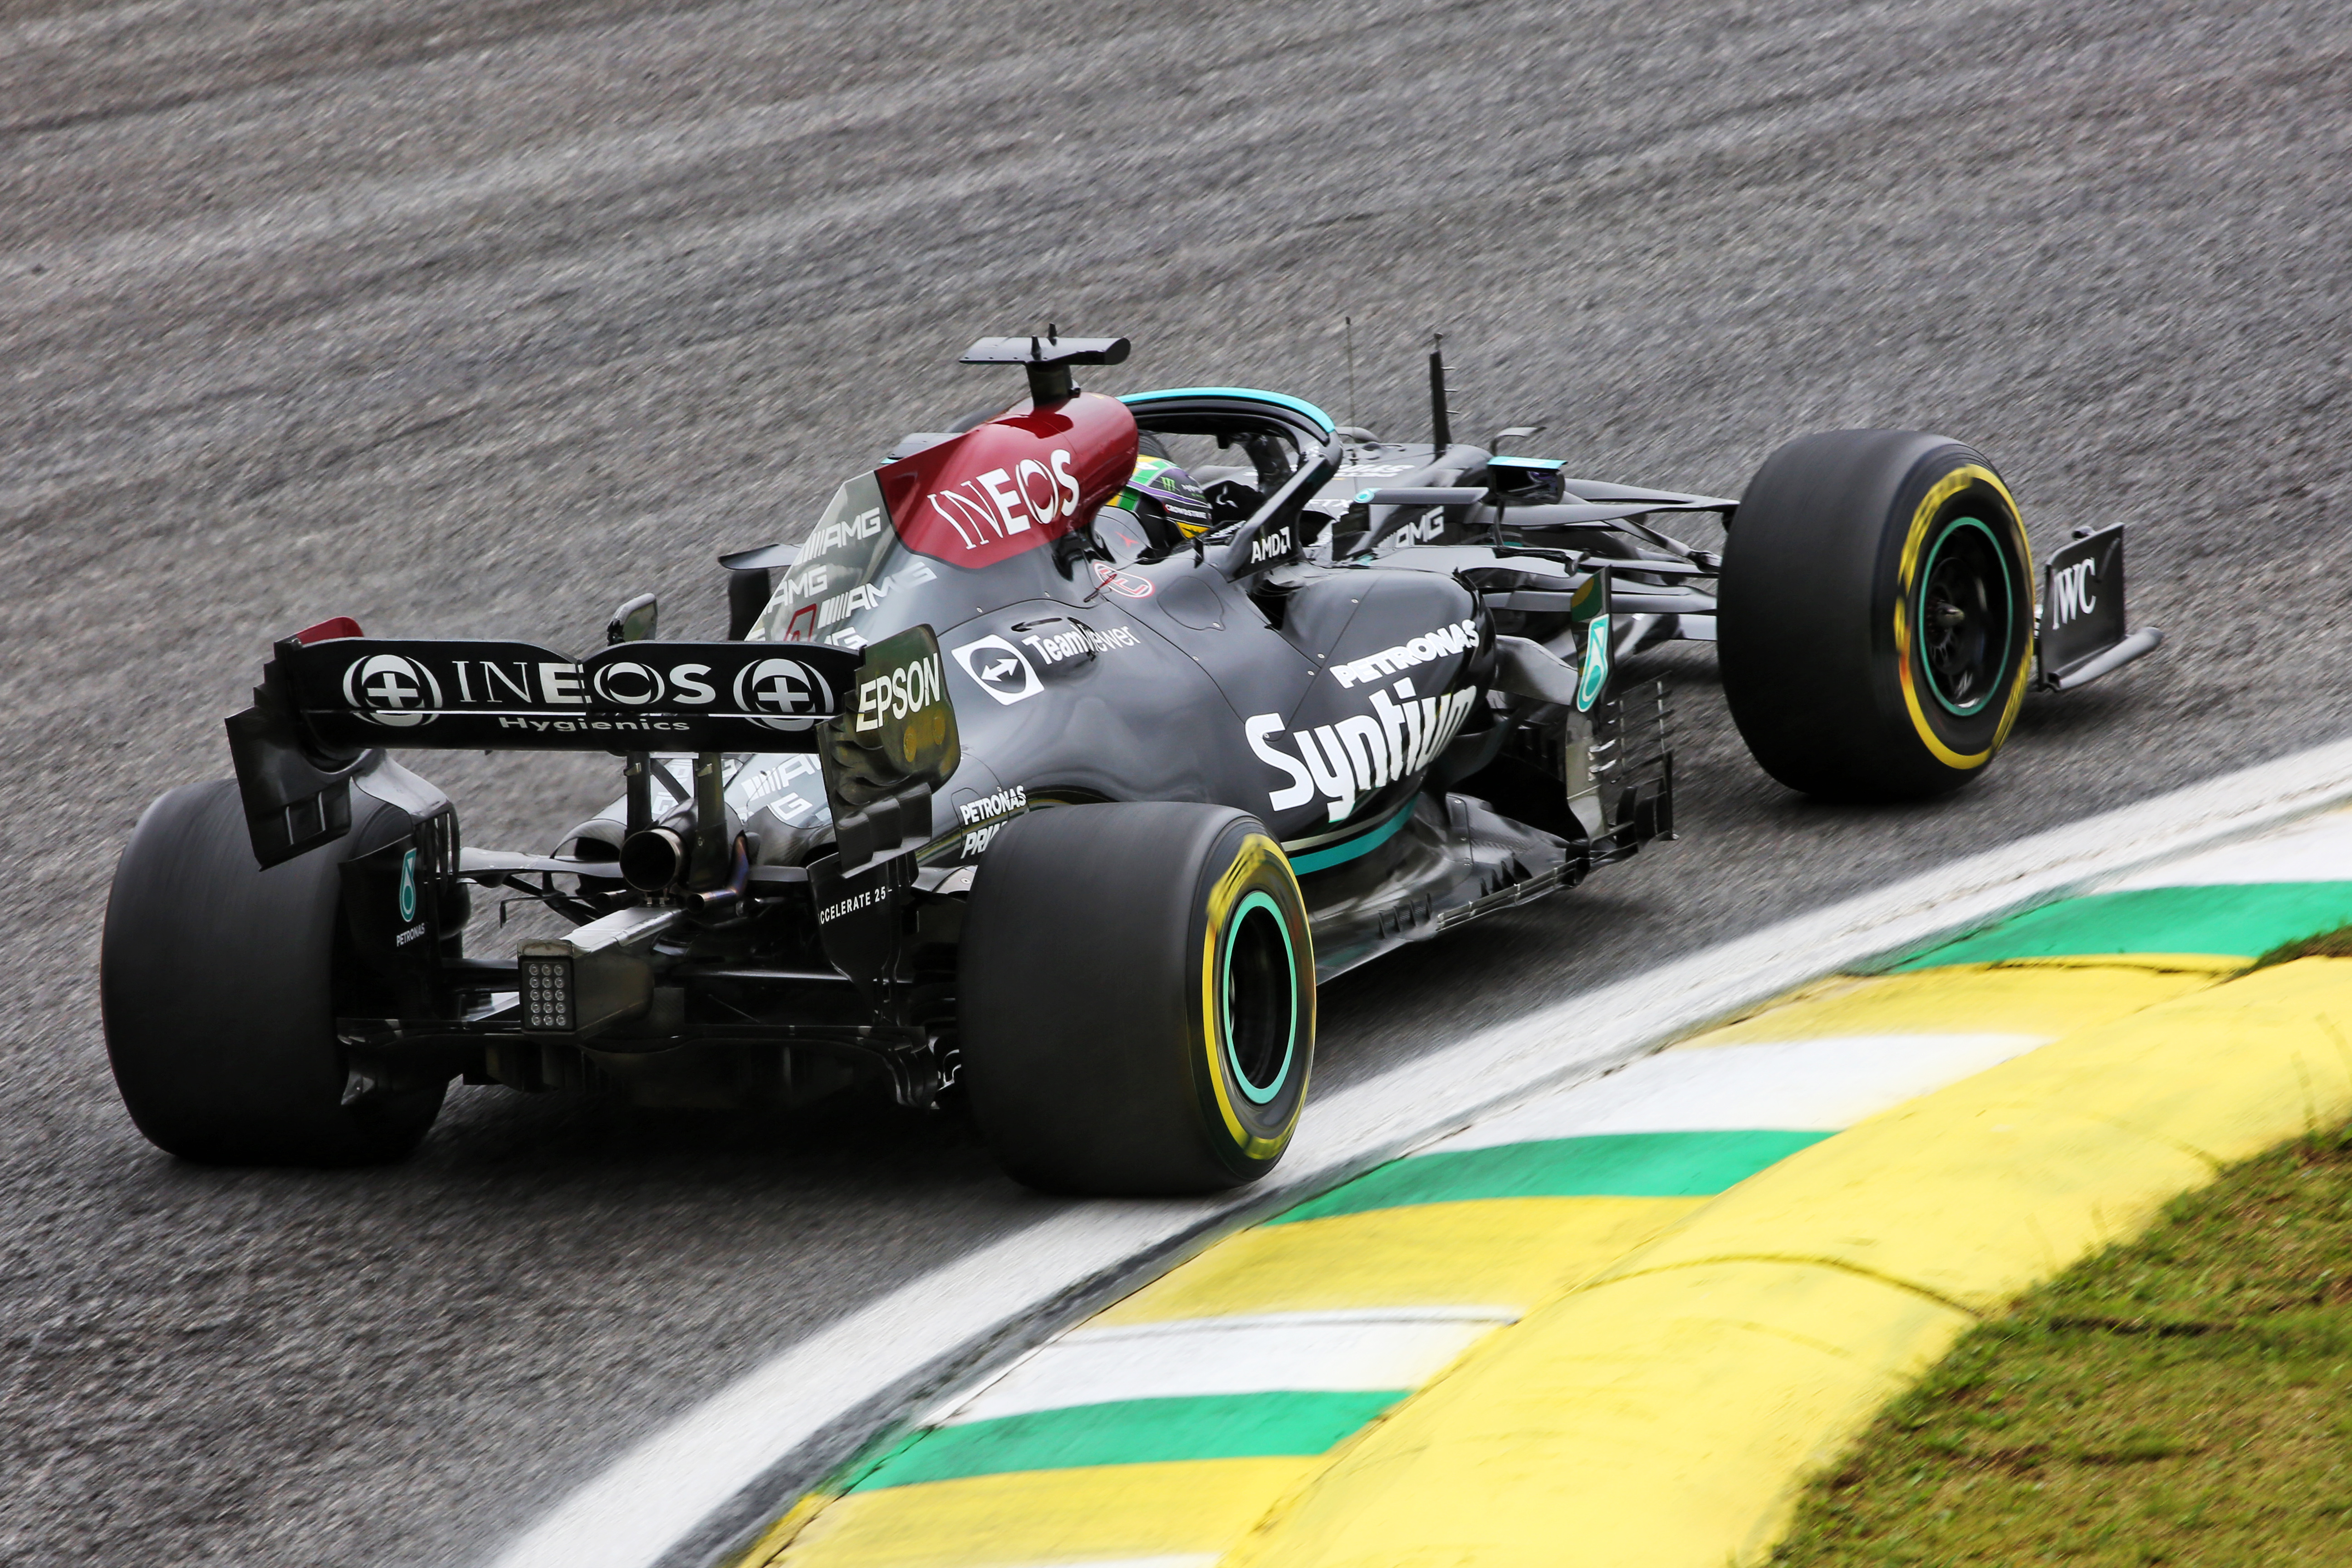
[1717, 429, 2035, 800]
[958, 802, 1315, 1195]
[101, 780, 446, 1165]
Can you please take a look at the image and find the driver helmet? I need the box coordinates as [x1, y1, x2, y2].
[1111, 455, 1213, 547]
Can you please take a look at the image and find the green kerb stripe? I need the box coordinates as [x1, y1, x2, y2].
[1893, 883, 2352, 970]
[1271, 1129, 1830, 1224]
[848, 1390, 1403, 1491]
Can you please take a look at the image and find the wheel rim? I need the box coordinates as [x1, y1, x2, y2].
[1915, 514, 2015, 717]
[1220, 890, 1298, 1106]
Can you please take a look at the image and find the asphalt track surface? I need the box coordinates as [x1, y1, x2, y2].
[2, 1, 2347, 1563]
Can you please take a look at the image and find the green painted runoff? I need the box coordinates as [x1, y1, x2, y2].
[1269, 1129, 1829, 1224]
[1893, 883, 2352, 970]
[848, 1390, 1405, 1491]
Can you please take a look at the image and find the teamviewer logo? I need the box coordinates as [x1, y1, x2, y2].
[950, 635, 1042, 705]
[342, 653, 441, 728]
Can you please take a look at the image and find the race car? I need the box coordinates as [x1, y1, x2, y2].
[100, 332, 2163, 1194]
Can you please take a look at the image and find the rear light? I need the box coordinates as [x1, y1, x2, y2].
[295, 616, 364, 644]
[520, 954, 575, 1032]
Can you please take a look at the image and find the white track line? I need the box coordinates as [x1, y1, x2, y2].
[487, 736, 2352, 1568]
[1429, 1034, 2052, 1148]
[939, 1313, 1502, 1424]
[2105, 804, 2352, 888]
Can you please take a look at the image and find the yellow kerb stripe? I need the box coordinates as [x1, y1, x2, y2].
[1094, 1197, 1705, 1324]
[773, 1458, 1318, 1568]
[1679, 962, 2221, 1048]
[1226, 957, 2352, 1568]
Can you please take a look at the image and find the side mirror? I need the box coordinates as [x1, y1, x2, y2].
[606, 593, 658, 646]
[1486, 456, 1567, 508]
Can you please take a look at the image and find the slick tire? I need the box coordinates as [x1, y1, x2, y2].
[101, 780, 446, 1165]
[1717, 429, 2035, 800]
[959, 802, 1315, 1196]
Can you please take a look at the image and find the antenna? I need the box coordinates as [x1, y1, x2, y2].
[1428, 333, 1452, 451]
[1344, 315, 1357, 434]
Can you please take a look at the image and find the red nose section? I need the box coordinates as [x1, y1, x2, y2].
[877, 392, 1139, 568]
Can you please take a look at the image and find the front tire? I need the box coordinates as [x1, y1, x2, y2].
[101, 780, 446, 1165]
[958, 802, 1315, 1196]
[1717, 429, 2035, 800]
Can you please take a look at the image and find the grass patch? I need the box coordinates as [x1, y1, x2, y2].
[2255, 922, 2352, 969]
[1772, 1122, 2352, 1567]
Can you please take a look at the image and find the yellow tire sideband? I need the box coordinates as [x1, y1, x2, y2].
[1891, 463, 2034, 771]
[1200, 832, 1312, 1161]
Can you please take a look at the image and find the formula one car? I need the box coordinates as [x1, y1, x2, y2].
[101, 333, 2162, 1193]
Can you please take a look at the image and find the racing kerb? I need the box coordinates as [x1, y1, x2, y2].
[488, 736, 2352, 1568]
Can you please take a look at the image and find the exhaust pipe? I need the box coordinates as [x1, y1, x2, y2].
[684, 837, 753, 916]
[618, 826, 686, 892]
[618, 752, 740, 901]
[618, 826, 752, 914]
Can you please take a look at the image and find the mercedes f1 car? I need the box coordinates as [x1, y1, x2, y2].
[101, 333, 2163, 1193]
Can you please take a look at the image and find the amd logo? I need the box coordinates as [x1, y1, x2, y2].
[1249, 524, 1293, 566]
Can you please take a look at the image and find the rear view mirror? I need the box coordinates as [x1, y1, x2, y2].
[607, 593, 658, 646]
[1486, 456, 1567, 508]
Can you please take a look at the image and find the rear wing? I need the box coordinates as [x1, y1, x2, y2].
[270, 635, 858, 751]
[227, 632, 867, 866]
